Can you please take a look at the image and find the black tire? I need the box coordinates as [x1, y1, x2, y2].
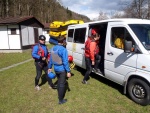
[127, 78, 150, 106]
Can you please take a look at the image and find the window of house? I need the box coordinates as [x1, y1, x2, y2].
[11, 28, 16, 34]
[67, 29, 74, 42]
[74, 28, 86, 44]
[111, 27, 135, 50]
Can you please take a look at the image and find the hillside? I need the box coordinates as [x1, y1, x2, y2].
[0, 0, 90, 23]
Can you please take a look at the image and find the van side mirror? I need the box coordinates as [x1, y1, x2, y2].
[124, 41, 133, 53]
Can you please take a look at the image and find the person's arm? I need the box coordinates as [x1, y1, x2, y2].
[90, 42, 96, 61]
[45, 46, 48, 58]
[62, 49, 71, 73]
[48, 53, 53, 73]
[60, 48, 71, 78]
[41, 45, 48, 61]
[32, 45, 41, 59]
[48, 53, 53, 69]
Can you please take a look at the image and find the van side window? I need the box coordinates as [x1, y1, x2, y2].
[111, 27, 135, 50]
[67, 29, 74, 42]
[74, 28, 86, 44]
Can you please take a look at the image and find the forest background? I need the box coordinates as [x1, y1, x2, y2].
[0, 0, 150, 24]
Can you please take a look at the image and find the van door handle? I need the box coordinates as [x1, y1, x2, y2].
[81, 48, 85, 50]
[107, 52, 113, 55]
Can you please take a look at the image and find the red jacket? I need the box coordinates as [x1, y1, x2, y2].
[85, 37, 99, 61]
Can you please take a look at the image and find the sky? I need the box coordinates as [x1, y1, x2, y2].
[60, 0, 130, 20]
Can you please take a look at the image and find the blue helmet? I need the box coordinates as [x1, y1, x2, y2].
[48, 72, 56, 79]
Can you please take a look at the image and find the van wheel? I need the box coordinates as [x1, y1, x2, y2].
[127, 78, 150, 106]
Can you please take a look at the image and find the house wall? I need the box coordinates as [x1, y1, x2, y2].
[0, 24, 43, 50]
[0, 17, 44, 52]
[21, 25, 43, 46]
[0, 25, 21, 49]
[8, 25, 21, 49]
[0, 26, 9, 49]
[8, 35, 20, 49]
[20, 17, 44, 48]
[43, 29, 50, 42]
[28, 27, 34, 45]
[38, 28, 43, 36]
[21, 25, 32, 46]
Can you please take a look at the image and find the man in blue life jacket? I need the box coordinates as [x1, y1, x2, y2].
[48, 37, 71, 104]
[32, 35, 56, 91]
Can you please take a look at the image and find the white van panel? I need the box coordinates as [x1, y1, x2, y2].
[105, 22, 137, 84]
[67, 24, 89, 68]
[72, 43, 86, 68]
[137, 54, 150, 72]
[67, 42, 73, 56]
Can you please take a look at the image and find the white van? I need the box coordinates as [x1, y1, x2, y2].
[66, 19, 150, 106]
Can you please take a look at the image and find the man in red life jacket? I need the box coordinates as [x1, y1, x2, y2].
[32, 35, 56, 90]
[82, 28, 101, 84]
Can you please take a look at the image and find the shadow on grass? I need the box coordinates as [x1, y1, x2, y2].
[39, 73, 72, 92]
[90, 73, 124, 94]
[52, 79, 71, 92]
[65, 80, 71, 92]
[39, 74, 47, 86]
[76, 66, 124, 94]
[39, 74, 60, 86]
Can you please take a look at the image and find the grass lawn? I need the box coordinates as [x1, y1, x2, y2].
[0, 50, 32, 69]
[0, 61, 150, 113]
[0, 44, 53, 69]
[0, 44, 150, 113]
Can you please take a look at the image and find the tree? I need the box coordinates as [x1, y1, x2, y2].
[0, 0, 90, 23]
[111, 11, 125, 18]
[97, 11, 109, 20]
[121, 0, 149, 19]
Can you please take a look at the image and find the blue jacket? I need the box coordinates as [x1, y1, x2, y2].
[48, 45, 70, 73]
[32, 43, 48, 61]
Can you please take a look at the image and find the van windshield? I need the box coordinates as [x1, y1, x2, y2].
[129, 24, 150, 50]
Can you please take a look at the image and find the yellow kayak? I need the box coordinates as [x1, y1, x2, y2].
[50, 20, 84, 32]
[49, 30, 67, 38]
[50, 21, 64, 29]
[62, 20, 84, 26]
[61, 30, 67, 36]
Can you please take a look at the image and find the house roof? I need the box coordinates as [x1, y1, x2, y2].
[43, 23, 50, 29]
[0, 16, 44, 27]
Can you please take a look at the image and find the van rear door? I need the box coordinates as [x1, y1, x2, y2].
[66, 24, 89, 68]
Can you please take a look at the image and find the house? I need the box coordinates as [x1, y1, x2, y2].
[0, 16, 44, 53]
[43, 23, 50, 43]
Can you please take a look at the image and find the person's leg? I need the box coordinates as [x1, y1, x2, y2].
[43, 64, 55, 88]
[56, 73, 60, 99]
[83, 57, 92, 83]
[56, 71, 67, 104]
[35, 62, 42, 90]
[94, 54, 101, 72]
